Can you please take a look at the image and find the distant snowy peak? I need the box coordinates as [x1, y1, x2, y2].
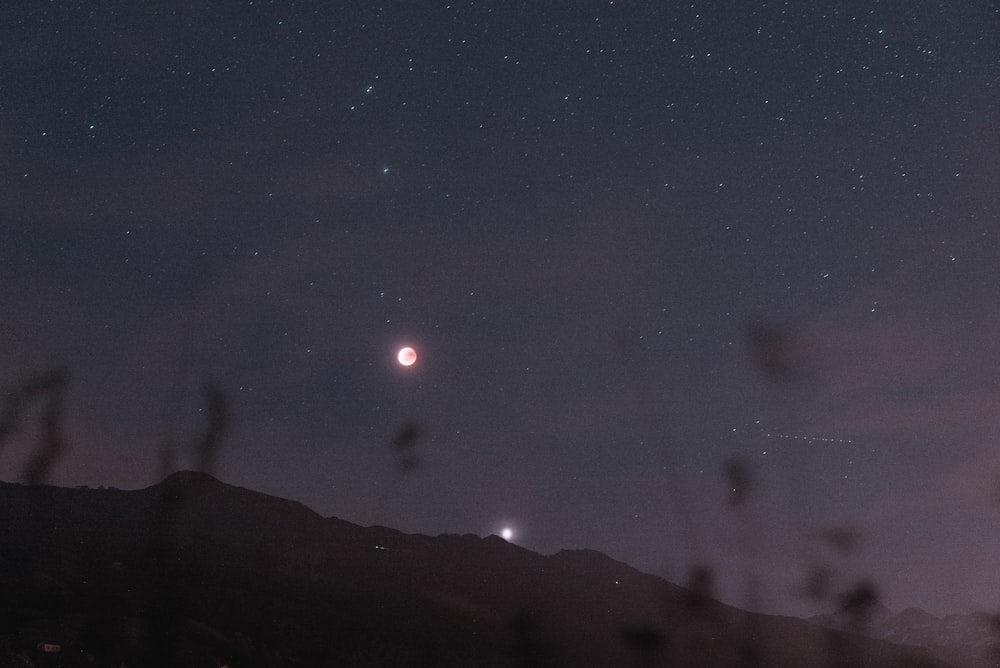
[811, 606, 1000, 668]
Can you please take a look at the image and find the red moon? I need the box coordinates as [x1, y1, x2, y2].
[397, 346, 417, 366]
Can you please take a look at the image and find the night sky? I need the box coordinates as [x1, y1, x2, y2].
[2, 2, 998, 617]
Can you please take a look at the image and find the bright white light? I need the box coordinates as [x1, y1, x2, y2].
[397, 346, 417, 366]
[501, 527, 514, 541]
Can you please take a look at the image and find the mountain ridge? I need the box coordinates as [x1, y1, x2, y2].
[811, 604, 999, 668]
[0, 471, 955, 667]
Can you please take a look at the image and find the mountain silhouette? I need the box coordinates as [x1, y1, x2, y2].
[811, 605, 1000, 668]
[0, 472, 955, 667]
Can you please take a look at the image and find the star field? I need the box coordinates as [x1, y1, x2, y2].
[1, 1, 998, 617]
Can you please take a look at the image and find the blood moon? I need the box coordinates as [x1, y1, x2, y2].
[396, 346, 418, 367]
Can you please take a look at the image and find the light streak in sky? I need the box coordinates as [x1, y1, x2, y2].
[763, 432, 854, 444]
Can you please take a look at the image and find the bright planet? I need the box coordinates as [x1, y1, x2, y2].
[397, 346, 417, 366]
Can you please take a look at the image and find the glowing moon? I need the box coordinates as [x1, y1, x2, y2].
[501, 527, 514, 541]
[397, 346, 417, 366]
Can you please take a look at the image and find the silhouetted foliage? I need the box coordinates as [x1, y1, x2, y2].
[156, 376, 230, 480]
[723, 457, 753, 508]
[684, 564, 717, 615]
[0, 366, 70, 485]
[194, 377, 229, 475]
[745, 320, 801, 383]
[392, 421, 422, 450]
[391, 420, 423, 471]
[838, 579, 880, 630]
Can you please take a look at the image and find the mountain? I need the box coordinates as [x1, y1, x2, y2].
[811, 605, 1000, 668]
[0, 471, 955, 667]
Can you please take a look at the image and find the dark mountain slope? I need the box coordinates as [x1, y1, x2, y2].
[0, 472, 954, 667]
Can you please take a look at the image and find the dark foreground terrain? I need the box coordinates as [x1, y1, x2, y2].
[0, 472, 954, 667]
